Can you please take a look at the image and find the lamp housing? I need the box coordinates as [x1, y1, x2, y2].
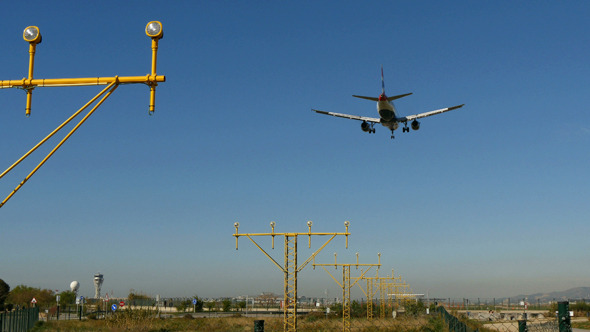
[145, 21, 163, 39]
[23, 26, 42, 44]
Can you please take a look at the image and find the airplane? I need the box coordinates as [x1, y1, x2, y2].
[312, 67, 465, 139]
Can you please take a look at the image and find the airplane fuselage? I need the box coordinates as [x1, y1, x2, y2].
[377, 95, 399, 130]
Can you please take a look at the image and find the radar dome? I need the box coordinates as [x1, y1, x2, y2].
[70, 281, 80, 293]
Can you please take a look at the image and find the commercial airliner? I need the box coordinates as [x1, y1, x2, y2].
[312, 67, 465, 139]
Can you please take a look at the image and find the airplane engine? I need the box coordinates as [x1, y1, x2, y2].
[361, 121, 371, 132]
[411, 119, 420, 130]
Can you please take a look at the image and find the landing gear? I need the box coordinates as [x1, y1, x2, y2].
[361, 121, 376, 134]
[402, 121, 409, 133]
[390, 129, 395, 139]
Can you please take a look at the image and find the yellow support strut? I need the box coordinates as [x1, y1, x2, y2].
[0, 22, 166, 209]
[234, 221, 350, 332]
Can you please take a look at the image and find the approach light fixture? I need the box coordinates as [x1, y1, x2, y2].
[145, 21, 163, 39]
[23, 26, 42, 44]
[307, 221, 313, 227]
[344, 220, 350, 227]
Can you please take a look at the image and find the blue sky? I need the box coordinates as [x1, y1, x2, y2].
[1, 1, 589, 301]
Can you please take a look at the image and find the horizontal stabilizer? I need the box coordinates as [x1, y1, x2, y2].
[352, 95, 379, 101]
[387, 92, 412, 101]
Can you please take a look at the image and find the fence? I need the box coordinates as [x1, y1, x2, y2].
[437, 302, 573, 332]
[0, 307, 39, 332]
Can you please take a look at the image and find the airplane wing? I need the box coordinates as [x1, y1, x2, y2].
[312, 109, 380, 123]
[399, 104, 465, 122]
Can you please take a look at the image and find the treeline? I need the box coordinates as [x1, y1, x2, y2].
[570, 301, 590, 314]
[0, 278, 77, 310]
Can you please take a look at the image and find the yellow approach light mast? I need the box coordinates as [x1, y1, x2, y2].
[0, 22, 166, 209]
[234, 221, 351, 332]
[313, 252, 381, 332]
[361, 269, 407, 320]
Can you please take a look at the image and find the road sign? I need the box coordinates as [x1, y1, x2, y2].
[111, 304, 117, 311]
[119, 301, 125, 307]
[192, 299, 197, 305]
[31, 297, 37, 304]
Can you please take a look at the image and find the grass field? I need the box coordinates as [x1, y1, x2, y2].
[30, 312, 442, 332]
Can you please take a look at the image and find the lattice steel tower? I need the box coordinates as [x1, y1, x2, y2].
[313, 252, 381, 332]
[234, 221, 350, 332]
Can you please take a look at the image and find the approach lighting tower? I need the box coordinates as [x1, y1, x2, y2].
[0, 22, 165, 208]
[234, 221, 350, 332]
[361, 269, 406, 319]
[313, 252, 381, 332]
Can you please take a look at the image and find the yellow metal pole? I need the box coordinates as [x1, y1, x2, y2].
[1, 76, 165, 89]
[149, 38, 159, 115]
[151, 38, 158, 75]
[343, 265, 351, 332]
[233, 222, 350, 332]
[246, 235, 284, 271]
[0, 82, 119, 208]
[367, 278, 373, 320]
[284, 235, 297, 332]
[314, 258, 379, 332]
[0, 83, 116, 181]
[1, 22, 166, 208]
[25, 43, 37, 116]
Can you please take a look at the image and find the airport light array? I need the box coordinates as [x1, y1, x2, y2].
[234, 221, 350, 332]
[0, 22, 166, 209]
[313, 252, 381, 332]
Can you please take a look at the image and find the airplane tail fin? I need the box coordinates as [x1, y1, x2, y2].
[381, 65, 385, 94]
[352, 66, 412, 101]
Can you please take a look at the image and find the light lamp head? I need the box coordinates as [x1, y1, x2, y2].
[145, 21, 163, 39]
[23, 26, 42, 44]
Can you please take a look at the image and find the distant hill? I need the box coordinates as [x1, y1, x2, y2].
[508, 287, 590, 303]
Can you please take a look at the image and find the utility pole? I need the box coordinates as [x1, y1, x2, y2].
[234, 221, 350, 332]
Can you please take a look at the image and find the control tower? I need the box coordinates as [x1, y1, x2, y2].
[93, 273, 104, 298]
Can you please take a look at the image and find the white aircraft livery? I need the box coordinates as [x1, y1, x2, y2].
[312, 67, 465, 139]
